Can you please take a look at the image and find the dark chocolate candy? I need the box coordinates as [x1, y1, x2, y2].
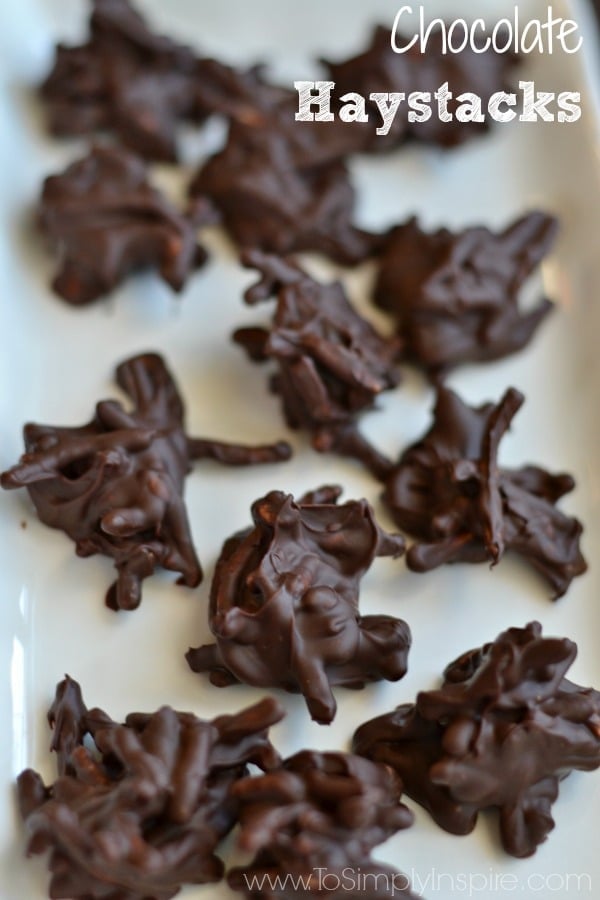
[227, 750, 419, 899]
[383, 386, 587, 598]
[17, 676, 284, 899]
[374, 213, 557, 377]
[233, 251, 401, 479]
[186, 486, 409, 725]
[185, 37, 381, 265]
[42, 0, 369, 170]
[1, 353, 291, 611]
[41, 0, 206, 161]
[353, 622, 600, 858]
[323, 24, 518, 150]
[39, 145, 205, 304]
[197, 67, 374, 169]
[188, 122, 379, 265]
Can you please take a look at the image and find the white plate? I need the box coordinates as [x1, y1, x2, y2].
[1, 1, 599, 898]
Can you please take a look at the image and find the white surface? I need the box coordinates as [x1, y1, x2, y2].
[1, 1, 599, 898]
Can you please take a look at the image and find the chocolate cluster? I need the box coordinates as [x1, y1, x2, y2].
[383, 386, 587, 598]
[186, 45, 381, 266]
[189, 125, 378, 265]
[17, 676, 284, 899]
[234, 251, 401, 478]
[374, 213, 557, 377]
[12, 0, 594, 889]
[188, 17, 519, 263]
[323, 23, 518, 149]
[41, 0, 343, 166]
[39, 145, 204, 304]
[1, 353, 290, 610]
[195, 69, 373, 170]
[354, 622, 600, 858]
[40, 0, 381, 267]
[187, 486, 409, 724]
[36, 0, 530, 285]
[40, 0, 230, 161]
[228, 750, 419, 899]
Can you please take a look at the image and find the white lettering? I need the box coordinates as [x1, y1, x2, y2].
[435, 82, 453, 122]
[421, 9, 448, 54]
[557, 91, 582, 122]
[488, 91, 517, 122]
[456, 93, 485, 123]
[519, 81, 555, 122]
[470, 19, 491, 53]
[294, 81, 334, 122]
[388, 6, 584, 56]
[407, 91, 432, 123]
[521, 20, 543, 54]
[339, 93, 369, 123]
[447, 19, 469, 54]
[492, 20, 513, 53]
[370, 92, 406, 135]
[391, 6, 418, 53]
[559, 20, 583, 53]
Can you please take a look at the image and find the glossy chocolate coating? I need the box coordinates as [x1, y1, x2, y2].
[323, 24, 518, 150]
[1, 353, 291, 610]
[383, 386, 587, 598]
[186, 486, 409, 724]
[188, 121, 379, 265]
[233, 251, 400, 479]
[39, 145, 205, 304]
[186, 52, 382, 263]
[194, 66, 374, 169]
[17, 676, 284, 899]
[41, 0, 210, 161]
[41, 0, 373, 170]
[374, 213, 557, 377]
[354, 622, 600, 858]
[227, 750, 418, 899]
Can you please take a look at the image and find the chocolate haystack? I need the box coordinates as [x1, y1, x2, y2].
[187, 59, 378, 255]
[228, 750, 419, 899]
[186, 486, 409, 724]
[374, 213, 557, 377]
[41, 0, 209, 161]
[41, 0, 373, 169]
[383, 386, 587, 598]
[323, 23, 518, 149]
[193, 68, 373, 169]
[39, 145, 205, 304]
[1, 353, 291, 611]
[17, 676, 284, 899]
[234, 251, 401, 478]
[354, 622, 600, 858]
[188, 124, 378, 265]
